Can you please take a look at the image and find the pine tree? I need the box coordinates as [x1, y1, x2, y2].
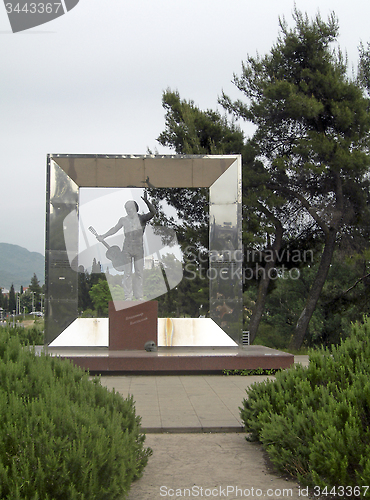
[221, 9, 370, 348]
[154, 89, 247, 317]
[29, 273, 42, 312]
[9, 284, 16, 314]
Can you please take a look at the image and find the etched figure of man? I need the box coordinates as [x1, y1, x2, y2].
[97, 192, 156, 300]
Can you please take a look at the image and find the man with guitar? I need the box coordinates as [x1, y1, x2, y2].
[95, 191, 156, 301]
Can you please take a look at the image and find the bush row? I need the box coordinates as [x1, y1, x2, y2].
[0, 328, 152, 499]
[240, 318, 370, 492]
[0, 324, 44, 346]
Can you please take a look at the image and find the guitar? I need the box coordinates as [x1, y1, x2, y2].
[88, 226, 125, 272]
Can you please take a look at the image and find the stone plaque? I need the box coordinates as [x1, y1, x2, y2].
[108, 300, 158, 350]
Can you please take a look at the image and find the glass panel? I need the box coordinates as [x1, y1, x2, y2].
[74, 188, 183, 310]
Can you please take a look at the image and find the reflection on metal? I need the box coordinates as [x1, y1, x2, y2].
[209, 159, 243, 344]
[45, 154, 242, 346]
[45, 158, 79, 344]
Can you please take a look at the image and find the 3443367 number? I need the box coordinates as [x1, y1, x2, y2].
[5, 3, 63, 14]
[314, 485, 369, 497]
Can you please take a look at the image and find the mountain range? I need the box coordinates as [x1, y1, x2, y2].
[0, 243, 45, 291]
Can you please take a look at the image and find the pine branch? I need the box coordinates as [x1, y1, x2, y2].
[343, 272, 370, 294]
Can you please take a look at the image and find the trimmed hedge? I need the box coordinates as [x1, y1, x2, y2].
[240, 318, 370, 491]
[0, 329, 152, 500]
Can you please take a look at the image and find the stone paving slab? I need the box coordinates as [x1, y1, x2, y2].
[99, 356, 309, 498]
[99, 374, 269, 432]
[99, 356, 309, 432]
[127, 433, 302, 500]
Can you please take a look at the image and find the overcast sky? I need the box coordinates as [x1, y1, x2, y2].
[1, 0, 369, 256]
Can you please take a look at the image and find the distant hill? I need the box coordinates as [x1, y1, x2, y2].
[0, 243, 45, 291]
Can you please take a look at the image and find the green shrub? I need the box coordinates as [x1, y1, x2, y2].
[0, 329, 151, 500]
[223, 368, 280, 376]
[2, 324, 44, 346]
[240, 317, 370, 492]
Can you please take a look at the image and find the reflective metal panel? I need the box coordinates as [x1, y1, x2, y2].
[44, 298, 78, 345]
[209, 158, 242, 344]
[47, 160, 79, 252]
[45, 158, 79, 344]
[47, 250, 78, 301]
[49, 160, 79, 206]
[52, 155, 236, 188]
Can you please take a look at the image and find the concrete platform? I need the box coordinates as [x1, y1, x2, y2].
[45, 345, 294, 374]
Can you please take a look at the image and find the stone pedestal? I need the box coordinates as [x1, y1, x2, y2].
[108, 301, 158, 350]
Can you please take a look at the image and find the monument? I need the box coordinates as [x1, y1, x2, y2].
[44, 154, 243, 350]
[44, 154, 294, 371]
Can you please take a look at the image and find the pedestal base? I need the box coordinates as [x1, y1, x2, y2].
[43, 345, 294, 374]
[108, 300, 158, 350]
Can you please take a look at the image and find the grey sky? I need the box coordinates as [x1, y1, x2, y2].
[1, 0, 369, 255]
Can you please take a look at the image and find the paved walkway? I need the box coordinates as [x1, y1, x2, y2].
[99, 356, 309, 499]
[100, 374, 261, 432]
[99, 356, 309, 433]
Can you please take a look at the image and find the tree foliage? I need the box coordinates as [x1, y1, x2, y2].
[8, 284, 16, 314]
[151, 89, 246, 317]
[29, 272, 43, 312]
[89, 279, 112, 317]
[359, 41, 370, 95]
[158, 89, 244, 155]
[221, 8, 370, 348]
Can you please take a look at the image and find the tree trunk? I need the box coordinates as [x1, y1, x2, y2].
[289, 227, 337, 350]
[249, 220, 283, 344]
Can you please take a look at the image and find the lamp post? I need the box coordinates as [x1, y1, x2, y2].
[16, 293, 21, 316]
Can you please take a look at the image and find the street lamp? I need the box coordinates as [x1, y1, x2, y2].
[16, 293, 21, 316]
